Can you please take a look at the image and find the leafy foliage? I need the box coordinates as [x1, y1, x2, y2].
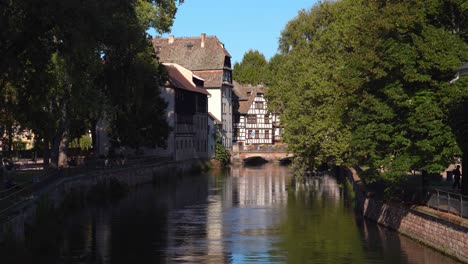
[233, 50, 269, 85]
[0, 0, 182, 167]
[214, 127, 231, 166]
[267, 0, 468, 182]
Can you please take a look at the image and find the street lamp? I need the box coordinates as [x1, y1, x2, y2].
[451, 62, 468, 195]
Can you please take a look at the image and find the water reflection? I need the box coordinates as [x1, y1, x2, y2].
[16, 163, 462, 263]
[230, 165, 290, 206]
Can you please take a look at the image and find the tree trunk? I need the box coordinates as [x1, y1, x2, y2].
[50, 120, 70, 169]
[461, 100, 468, 195]
[42, 131, 50, 169]
[50, 133, 59, 169]
[58, 123, 70, 168]
[7, 123, 13, 157]
[91, 119, 98, 156]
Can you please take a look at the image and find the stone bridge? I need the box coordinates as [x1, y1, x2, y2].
[231, 151, 294, 163]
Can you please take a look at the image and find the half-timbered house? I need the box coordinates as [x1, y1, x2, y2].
[232, 82, 282, 150]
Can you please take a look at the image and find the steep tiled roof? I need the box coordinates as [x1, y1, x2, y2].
[163, 63, 210, 95]
[232, 81, 249, 100]
[235, 83, 268, 114]
[194, 70, 223, 88]
[152, 35, 231, 71]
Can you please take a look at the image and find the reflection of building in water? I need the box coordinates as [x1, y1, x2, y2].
[206, 195, 226, 263]
[230, 165, 289, 206]
[295, 175, 342, 204]
[74, 212, 111, 263]
[94, 216, 111, 263]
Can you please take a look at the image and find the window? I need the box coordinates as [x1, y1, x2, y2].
[255, 101, 264, 109]
[265, 130, 270, 139]
[247, 115, 257, 124]
[223, 70, 232, 83]
[264, 115, 270, 124]
[224, 56, 232, 68]
[248, 130, 253, 139]
[255, 130, 259, 139]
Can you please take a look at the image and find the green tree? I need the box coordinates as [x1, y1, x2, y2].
[1, 0, 183, 168]
[268, 0, 467, 183]
[233, 50, 269, 85]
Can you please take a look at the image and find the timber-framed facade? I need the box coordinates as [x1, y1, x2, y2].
[232, 82, 282, 150]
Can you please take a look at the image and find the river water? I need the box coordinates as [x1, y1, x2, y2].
[25, 164, 461, 263]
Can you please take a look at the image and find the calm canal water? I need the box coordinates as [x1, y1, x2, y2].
[30, 164, 461, 263]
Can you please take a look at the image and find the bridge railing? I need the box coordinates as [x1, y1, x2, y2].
[235, 144, 288, 153]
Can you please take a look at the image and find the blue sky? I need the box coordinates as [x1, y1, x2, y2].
[149, 0, 317, 64]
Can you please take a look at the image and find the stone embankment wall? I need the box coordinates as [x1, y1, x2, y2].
[342, 167, 468, 263]
[0, 159, 207, 243]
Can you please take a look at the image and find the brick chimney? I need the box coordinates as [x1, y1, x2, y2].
[168, 35, 174, 44]
[201, 33, 206, 48]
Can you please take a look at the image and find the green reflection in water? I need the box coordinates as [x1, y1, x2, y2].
[273, 178, 365, 264]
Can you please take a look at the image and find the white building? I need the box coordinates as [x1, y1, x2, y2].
[155, 63, 210, 161]
[232, 82, 282, 150]
[152, 33, 233, 149]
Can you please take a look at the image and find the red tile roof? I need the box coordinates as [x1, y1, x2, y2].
[193, 70, 224, 88]
[233, 82, 268, 114]
[163, 63, 210, 95]
[152, 35, 231, 71]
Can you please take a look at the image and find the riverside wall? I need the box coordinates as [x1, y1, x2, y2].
[342, 166, 468, 263]
[0, 159, 207, 243]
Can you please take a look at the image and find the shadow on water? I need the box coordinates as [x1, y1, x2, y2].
[242, 156, 269, 166]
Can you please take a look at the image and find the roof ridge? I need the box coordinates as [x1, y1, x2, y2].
[153, 35, 218, 40]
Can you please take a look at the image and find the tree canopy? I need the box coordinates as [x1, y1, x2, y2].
[0, 0, 182, 167]
[233, 49, 269, 85]
[267, 0, 468, 181]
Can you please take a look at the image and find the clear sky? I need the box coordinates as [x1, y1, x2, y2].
[149, 0, 317, 64]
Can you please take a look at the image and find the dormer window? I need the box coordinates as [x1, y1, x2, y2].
[224, 56, 231, 68]
[193, 77, 204, 87]
[223, 70, 232, 84]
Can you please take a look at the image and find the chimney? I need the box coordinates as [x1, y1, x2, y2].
[201, 33, 206, 48]
[168, 35, 174, 44]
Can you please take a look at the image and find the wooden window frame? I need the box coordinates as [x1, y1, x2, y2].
[247, 115, 257, 124]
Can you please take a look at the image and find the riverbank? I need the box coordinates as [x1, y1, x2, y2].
[0, 158, 210, 243]
[341, 166, 468, 263]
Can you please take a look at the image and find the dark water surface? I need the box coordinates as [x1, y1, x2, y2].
[31, 164, 462, 263]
